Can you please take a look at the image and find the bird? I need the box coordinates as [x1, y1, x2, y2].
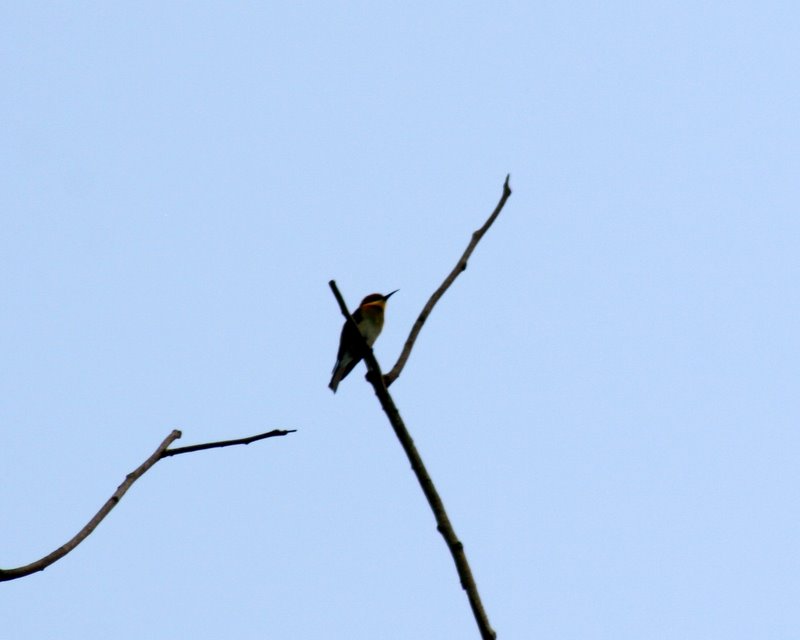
[329, 290, 398, 393]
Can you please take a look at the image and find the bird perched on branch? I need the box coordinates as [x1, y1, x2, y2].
[329, 290, 398, 393]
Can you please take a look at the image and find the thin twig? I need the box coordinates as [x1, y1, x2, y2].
[329, 280, 496, 640]
[383, 174, 512, 387]
[162, 429, 296, 457]
[0, 428, 294, 582]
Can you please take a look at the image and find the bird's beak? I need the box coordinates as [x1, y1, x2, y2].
[384, 289, 399, 301]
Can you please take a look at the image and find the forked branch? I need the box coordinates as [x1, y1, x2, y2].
[0, 428, 295, 582]
[383, 174, 512, 387]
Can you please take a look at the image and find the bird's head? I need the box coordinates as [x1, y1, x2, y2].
[360, 290, 398, 307]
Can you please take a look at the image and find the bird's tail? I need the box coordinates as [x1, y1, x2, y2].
[329, 353, 356, 393]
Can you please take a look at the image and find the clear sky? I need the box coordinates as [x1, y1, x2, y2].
[2, 2, 798, 639]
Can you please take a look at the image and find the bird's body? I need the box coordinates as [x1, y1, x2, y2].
[329, 291, 397, 392]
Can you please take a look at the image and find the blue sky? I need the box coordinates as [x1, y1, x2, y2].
[2, 2, 798, 638]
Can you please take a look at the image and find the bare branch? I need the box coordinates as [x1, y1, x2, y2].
[162, 429, 296, 457]
[0, 428, 294, 582]
[383, 174, 512, 387]
[0, 430, 181, 582]
[329, 280, 496, 640]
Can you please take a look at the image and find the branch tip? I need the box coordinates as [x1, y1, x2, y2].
[383, 175, 513, 386]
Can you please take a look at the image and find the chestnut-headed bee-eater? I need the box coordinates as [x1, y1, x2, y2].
[329, 290, 398, 393]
